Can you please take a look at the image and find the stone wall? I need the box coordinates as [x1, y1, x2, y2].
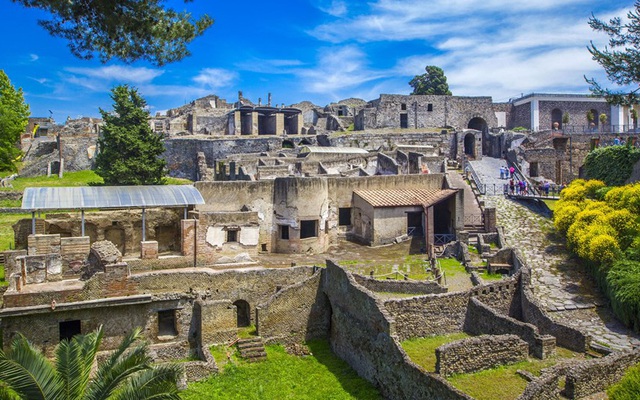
[519, 266, 590, 352]
[564, 349, 640, 399]
[464, 297, 556, 359]
[353, 274, 447, 295]
[435, 334, 528, 377]
[256, 270, 330, 345]
[323, 261, 472, 400]
[384, 292, 471, 341]
[195, 299, 237, 346]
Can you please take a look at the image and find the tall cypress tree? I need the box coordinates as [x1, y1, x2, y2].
[95, 85, 166, 185]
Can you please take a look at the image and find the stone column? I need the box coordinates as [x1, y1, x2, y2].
[181, 219, 197, 257]
[141, 240, 159, 259]
[276, 112, 284, 136]
[484, 207, 497, 233]
[251, 112, 259, 135]
[531, 99, 540, 132]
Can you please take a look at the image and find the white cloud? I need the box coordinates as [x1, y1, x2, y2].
[29, 54, 38, 62]
[64, 66, 164, 83]
[318, 0, 348, 17]
[235, 58, 304, 74]
[192, 68, 238, 89]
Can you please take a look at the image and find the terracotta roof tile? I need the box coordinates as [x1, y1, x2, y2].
[354, 188, 458, 208]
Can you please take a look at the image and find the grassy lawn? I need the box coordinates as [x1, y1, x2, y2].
[479, 271, 504, 281]
[437, 258, 466, 278]
[342, 254, 432, 280]
[401, 332, 470, 372]
[448, 347, 582, 400]
[402, 334, 584, 400]
[0, 170, 192, 192]
[542, 199, 557, 212]
[182, 340, 382, 400]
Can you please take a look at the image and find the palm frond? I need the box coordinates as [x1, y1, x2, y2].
[0, 334, 63, 400]
[85, 329, 151, 400]
[112, 364, 182, 400]
[56, 327, 103, 400]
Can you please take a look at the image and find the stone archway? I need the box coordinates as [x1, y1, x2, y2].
[233, 300, 251, 327]
[464, 132, 476, 158]
[468, 117, 487, 133]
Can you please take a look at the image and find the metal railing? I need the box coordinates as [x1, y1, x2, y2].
[464, 214, 484, 227]
[464, 158, 485, 195]
[434, 234, 456, 245]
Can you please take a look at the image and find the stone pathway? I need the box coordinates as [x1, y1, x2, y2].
[469, 157, 509, 196]
[472, 156, 640, 351]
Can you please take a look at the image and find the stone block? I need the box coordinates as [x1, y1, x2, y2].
[104, 262, 129, 280]
[3, 250, 27, 277]
[181, 219, 196, 257]
[141, 240, 159, 260]
[27, 234, 61, 256]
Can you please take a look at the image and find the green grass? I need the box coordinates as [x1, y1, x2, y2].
[447, 347, 583, 400]
[608, 362, 640, 400]
[182, 340, 382, 399]
[237, 325, 257, 339]
[468, 246, 479, 254]
[341, 255, 433, 281]
[542, 199, 557, 212]
[479, 271, 504, 281]
[0, 213, 30, 252]
[437, 258, 466, 279]
[0, 199, 21, 208]
[0, 170, 193, 192]
[401, 333, 470, 372]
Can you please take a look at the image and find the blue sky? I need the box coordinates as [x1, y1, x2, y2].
[0, 0, 632, 119]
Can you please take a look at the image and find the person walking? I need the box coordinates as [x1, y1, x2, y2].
[500, 166, 505, 179]
[509, 166, 515, 178]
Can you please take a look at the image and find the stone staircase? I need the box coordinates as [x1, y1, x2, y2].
[236, 337, 267, 362]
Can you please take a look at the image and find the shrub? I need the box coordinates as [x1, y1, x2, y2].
[608, 363, 640, 400]
[584, 180, 606, 197]
[560, 185, 587, 202]
[607, 261, 640, 330]
[607, 209, 640, 250]
[553, 204, 582, 234]
[589, 234, 620, 264]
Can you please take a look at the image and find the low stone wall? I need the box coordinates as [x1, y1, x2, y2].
[182, 348, 218, 383]
[436, 334, 528, 377]
[519, 266, 590, 352]
[517, 364, 570, 400]
[257, 270, 330, 345]
[353, 274, 447, 295]
[564, 349, 640, 399]
[127, 256, 195, 271]
[384, 291, 471, 341]
[464, 297, 555, 359]
[324, 261, 472, 400]
[0, 191, 21, 201]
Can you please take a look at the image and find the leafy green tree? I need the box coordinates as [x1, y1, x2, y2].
[586, 2, 640, 105]
[0, 326, 181, 399]
[11, 0, 213, 66]
[95, 85, 166, 185]
[409, 66, 452, 95]
[584, 146, 640, 186]
[0, 70, 29, 172]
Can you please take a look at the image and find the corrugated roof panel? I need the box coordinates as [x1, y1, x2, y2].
[300, 146, 369, 154]
[22, 185, 205, 210]
[354, 188, 458, 208]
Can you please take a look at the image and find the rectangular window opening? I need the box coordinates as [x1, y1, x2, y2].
[427, 103, 433, 112]
[300, 220, 318, 239]
[401, 103, 407, 111]
[158, 310, 178, 337]
[59, 320, 81, 342]
[226, 229, 238, 242]
[339, 208, 351, 226]
[279, 225, 290, 240]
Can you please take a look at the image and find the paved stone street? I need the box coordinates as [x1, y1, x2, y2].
[473, 157, 640, 351]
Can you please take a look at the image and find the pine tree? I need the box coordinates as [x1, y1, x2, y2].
[12, 0, 213, 66]
[95, 85, 166, 185]
[587, 2, 640, 105]
[409, 66, 452, 95]
[0, 70, 29, 172]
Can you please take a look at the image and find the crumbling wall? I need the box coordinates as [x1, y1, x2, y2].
[353, 274, 447, 295]
[384, 292, 470, 341]
[436, 334, 528, 377]
[564, 350, 640, 399]
[323, 261, 471, 400]
[257, 270, 330, 345]
[376, 152, 399, 175]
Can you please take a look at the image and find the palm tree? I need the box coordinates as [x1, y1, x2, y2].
[0, 326, 182, 400]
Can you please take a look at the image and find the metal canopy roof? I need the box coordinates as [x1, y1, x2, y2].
[299, 146, 369, 155]
[22, 185, 205, 210]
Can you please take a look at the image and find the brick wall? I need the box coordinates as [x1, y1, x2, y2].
[354, 274, 447, 295]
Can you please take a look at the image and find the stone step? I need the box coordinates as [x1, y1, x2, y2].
[237, 337, 267, 362]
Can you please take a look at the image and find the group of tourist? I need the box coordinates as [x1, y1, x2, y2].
[499, 165, 515, 179]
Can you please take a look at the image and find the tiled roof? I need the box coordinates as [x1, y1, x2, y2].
[354, 188, 458, 208]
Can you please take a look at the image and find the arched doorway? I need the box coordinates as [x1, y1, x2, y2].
[468, 117, 487, 133]
[464, 132, 476, 158]
[551, 108, 563, 130]
[233, 300, 251, 327]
